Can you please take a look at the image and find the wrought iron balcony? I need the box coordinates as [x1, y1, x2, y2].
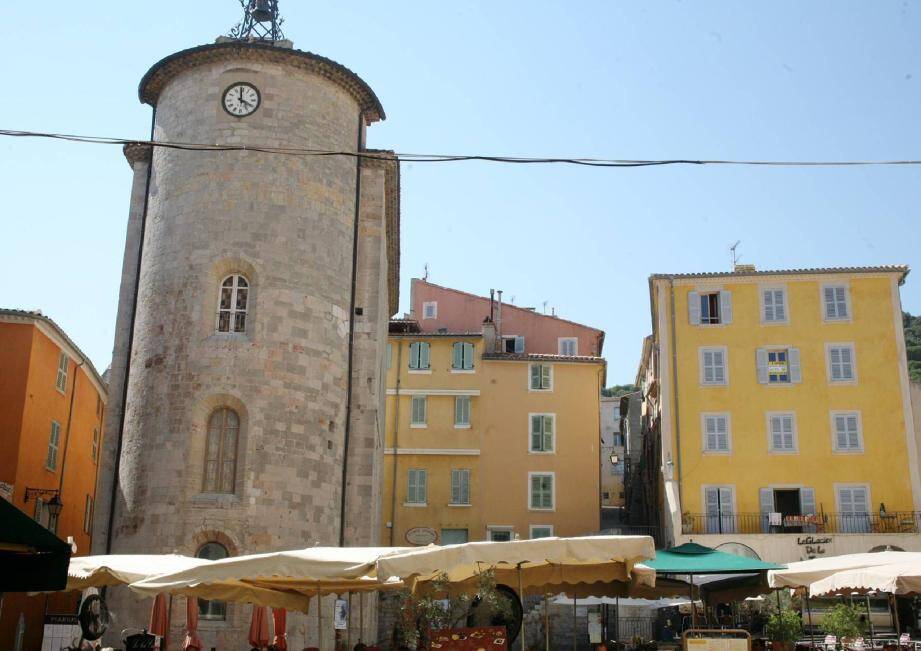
[680, 512, 921, 536]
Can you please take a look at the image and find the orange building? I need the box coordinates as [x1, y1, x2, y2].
[0, 309, 107, 651]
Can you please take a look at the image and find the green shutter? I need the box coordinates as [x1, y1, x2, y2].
[541, 365, 551, 389]
[531, 415, 542, 450]
[543, 416, 554, 451]
[452, 343, 462, 369]
[530, 364, 540, 389]
[420, 343, 430, 369]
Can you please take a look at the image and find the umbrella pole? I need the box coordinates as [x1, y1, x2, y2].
[890, 594, 901, 636]
[806, 595, 816, 648]
[544, 593, 550, 651]
[690, 575, 697, 628]
[347, 592, 352, 650]
[360, 591, 364, 644]
[573, 597, 577, 651]
[317, 587, 322, 651]
[518, 563, 526, 651]
[615, 595, 619, 642]
[165, 594, 173, 651]
[865, 596, 875, 648]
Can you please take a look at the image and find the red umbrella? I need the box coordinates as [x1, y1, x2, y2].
[272, 608, 288, 651]
[149, 594, 170, 650]
[248, 605, 270, 649]
[183, 597, 203, 651]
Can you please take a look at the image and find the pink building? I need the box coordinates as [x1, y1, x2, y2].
[409, 278, 605, 356]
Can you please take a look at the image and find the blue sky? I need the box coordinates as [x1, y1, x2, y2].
[2, 1, 920, 382]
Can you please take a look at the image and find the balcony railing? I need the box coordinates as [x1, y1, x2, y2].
[681, 512, 921, 535]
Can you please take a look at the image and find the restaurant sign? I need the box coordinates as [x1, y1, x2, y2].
[405, 527, 438, 546]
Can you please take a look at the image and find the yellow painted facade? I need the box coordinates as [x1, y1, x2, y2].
[381, 334, 604, 546]
[648, 267, 920, 536]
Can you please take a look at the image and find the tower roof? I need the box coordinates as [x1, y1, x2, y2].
[138, 41, 385, 123]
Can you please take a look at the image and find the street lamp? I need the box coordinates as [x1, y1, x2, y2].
[46, 493, 64, 519]
[610, 453, 619, 466]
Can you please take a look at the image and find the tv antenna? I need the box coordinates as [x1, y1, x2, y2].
[729, 240, 742, 270]
[229, 0, 285, 41]
[423, 263, 429, 281]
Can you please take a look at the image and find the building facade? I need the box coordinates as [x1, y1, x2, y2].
[633, 265, 921, 561]
[0, 310, 107, 651]
[381, 312, 605, 547]
[600, 396, 625, 509]
[93, 37, 399, 649]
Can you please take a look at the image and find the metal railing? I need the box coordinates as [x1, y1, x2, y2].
[681, 512, 921, 535]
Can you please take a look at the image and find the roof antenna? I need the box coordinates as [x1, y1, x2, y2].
[542, 300, 548, 314]
[423, 263, 429, 282]
[729, 240, 742, 271]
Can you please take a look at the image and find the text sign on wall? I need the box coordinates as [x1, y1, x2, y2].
[405, 527, 438, 546]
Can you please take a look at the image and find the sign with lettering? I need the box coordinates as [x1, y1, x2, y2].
[42, 615, 80, 651]
[797, 536, 833, 559]
[0, 481, 13, 501]
[405, 527, 438, 546]
[429, 626, 508, 649]
[124, 631, 157, 650]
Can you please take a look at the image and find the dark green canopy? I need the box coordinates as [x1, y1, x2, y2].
[646, 542, 783, 575]
[0, 498, 71, 592]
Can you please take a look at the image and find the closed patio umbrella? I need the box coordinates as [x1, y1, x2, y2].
[272, 608, 288, 651]
[183, 596, 202, 651]
[149, 593, 170, 650]
[249, 605, 270, 649]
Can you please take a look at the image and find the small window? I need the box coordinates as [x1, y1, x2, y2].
[408, 342, 430, 370]
[558, 338, 578, 356]
[55, 352, 68, 392]
[91, 428, 100, 463]
[530, 525, 553, 539]
[454, 396, 471, 427]
[203, 408, 239, 493]
[612, 434, 625, 447]
[529, 363, 552, 391]
[46, 421, 61, 470]
[702, 414, 730, 453]
[768, 413, 797, 453]
[827, 344, 856, 383]
[197, 542, 229, 620]
[450, 469, 471, 505]
[689, 290, 732, 325]
[407, 469, 427, 504]
[699, 347, 728, 385]
[530, 414, 555, 453]
[529, 473, 554, 510]
[756, 348, 802, 384]
[823, 285, 850, 320]
[441, 528, 468, 545]
[488, 528, 513, 542]
[451, 342, 475, 370]
[422, 301, 438, 319]
[410, 396, 427, 427]
[832, 411, 863, 452]
[83, 495, 93, 534]
[217, 275, 249, 333]
[503, 336, 525, 353]
[761, 287, 788, 323]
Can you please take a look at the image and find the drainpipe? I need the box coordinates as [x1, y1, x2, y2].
[496, 291, 503, 352]
[57, 358, 85, 498]
[388, 341, 403, 546]
[339, 110, 364, 547]
[105, 106, 156, 554]
[668, 278, 684, 507]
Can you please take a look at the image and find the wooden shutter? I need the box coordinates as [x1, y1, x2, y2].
[420, 343, 430, 369]
[756, 349, 769, 384]
[688, 291, 701, 325]
[463, 342, 474, 369]
[530, 364, 540, 389]
[800, 488, 816, 516]
[514, 336, 525, 353]
[541, 365, 551, 389]
[774, 290, 786, 321]
[409, 342, 419, 369]
[452, 343, 463, 369]
[531, 415, 543, 451]
[760, 488, 775, 532]
[543, 416, 554, 451]
[789, 348, 802, 383]
[719, 291, 733, 324]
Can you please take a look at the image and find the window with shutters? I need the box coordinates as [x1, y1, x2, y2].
[530, 525, 554, 539]
[454, 396, 471, 428]
[407, 469, 427, 504]
[704, 485, 735, 534]
[91, 428, 99, 463]
[410, 395, 427, 427]
[558, 337, 578, 356]
[422, 301, 437, 319]
[529, 414, 555, 453]
[699, 347, 728, 385]
[823, 284, 850, 321]
[203, 408, 239, 493]
[217, 275, 249, 333]
[756, 347, 802, 384]
[408, 341, 431, 371]
[826, 343, 856, 383]
[197, 542, 229, 620]
[55, 352, 68, 393]
[83, 495, 93, 533]
[832, 411, 863, 452]
[450, 469, 471, 505]
[836, 485, 870, 533]
[529, 473, 554, 510]
[760, 487, 817, 533]
[503, 336, 525, 353]
[529, 363, 553, 391]
[761, 287, 788, 324]
[688, 290, 733, 326]
[767, 412, 797, 453]
[46, 421, 61, 470]
[451, 342, 475, 371]
[701, 413, 731, 453]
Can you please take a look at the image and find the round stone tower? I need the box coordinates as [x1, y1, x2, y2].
[95, 36, 399, 650]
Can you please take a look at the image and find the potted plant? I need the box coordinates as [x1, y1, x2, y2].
[821, 604, 866, 650]
[682, 512, 694, 534]
[764, 608, 802, 651]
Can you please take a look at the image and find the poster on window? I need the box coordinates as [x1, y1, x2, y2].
[41, 614, 81, 651]
[428, 626, 508, 649]
[334, 599, 349, 630]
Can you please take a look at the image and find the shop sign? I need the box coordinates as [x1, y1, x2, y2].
[42, 614, 80, 651]
[0, 481, 13, 502]
[797, 535, 833, 559]
[405, 527, 437, 546]
[429, 626, 507, 649]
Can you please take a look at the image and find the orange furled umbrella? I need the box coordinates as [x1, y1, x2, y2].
[248, 605, 270, 649]
[272, 608, 288, 650]
[149, 594, 170, 650]
[183, 597, 203, 650]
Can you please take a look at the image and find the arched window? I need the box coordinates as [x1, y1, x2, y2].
[204, 408, 239, 493]
[217, 275, 248, 333]
[196, 542, 229, 620]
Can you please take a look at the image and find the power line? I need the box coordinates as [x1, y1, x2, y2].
[2, 128, 921, 168]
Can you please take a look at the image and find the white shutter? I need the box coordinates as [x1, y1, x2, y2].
[834, 414, 848, 449]
[541, 365, 551, 389]
[829, 348, 842, 380]
[530, 364, 540, 390]
[824, 287, 836, 318]
[514, 336, 525, 353]
[760, 488, 775, 532]
[717, 416, 728, 450]
[800, 487, 817, 519]
[544, 415, 554, 451]
[705, 487, 720, 516]
[713, 350, 726, 383]
[705, 417, 717, 450]
[789, 348, 802, 383]
[774, 290, 787, 321]
[756, 348, 769, 384]
[719, 291, 733, 324]
[420, 343, 430, 369]
[688, 292, 701, 325]
[840, 346, 853, 379]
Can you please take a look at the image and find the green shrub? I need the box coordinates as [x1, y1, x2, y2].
[821, 604, 866, 641]
[765, 608, 803, 642]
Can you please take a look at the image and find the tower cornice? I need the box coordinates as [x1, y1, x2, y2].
[138, 41, 385, 123]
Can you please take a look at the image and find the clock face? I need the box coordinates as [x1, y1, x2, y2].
[222, 82, 261, 117]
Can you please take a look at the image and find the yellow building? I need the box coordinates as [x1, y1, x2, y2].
[637, 265, 921, 560]
[382, 322, 604, 545]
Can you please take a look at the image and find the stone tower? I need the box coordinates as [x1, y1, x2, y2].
[94, 34, 399, 649]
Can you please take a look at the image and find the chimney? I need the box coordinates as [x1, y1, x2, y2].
[495, 290, 503, 353]
[482, 319, 497, 353]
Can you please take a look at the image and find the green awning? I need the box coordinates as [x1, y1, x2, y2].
[646, 542, 783, 575]
[0, 498, 71, 592]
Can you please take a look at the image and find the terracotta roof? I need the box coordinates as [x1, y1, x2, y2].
[0, 309, 108, 394]
[482, 352, 605, 364]
[650, 265, 910, 284]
